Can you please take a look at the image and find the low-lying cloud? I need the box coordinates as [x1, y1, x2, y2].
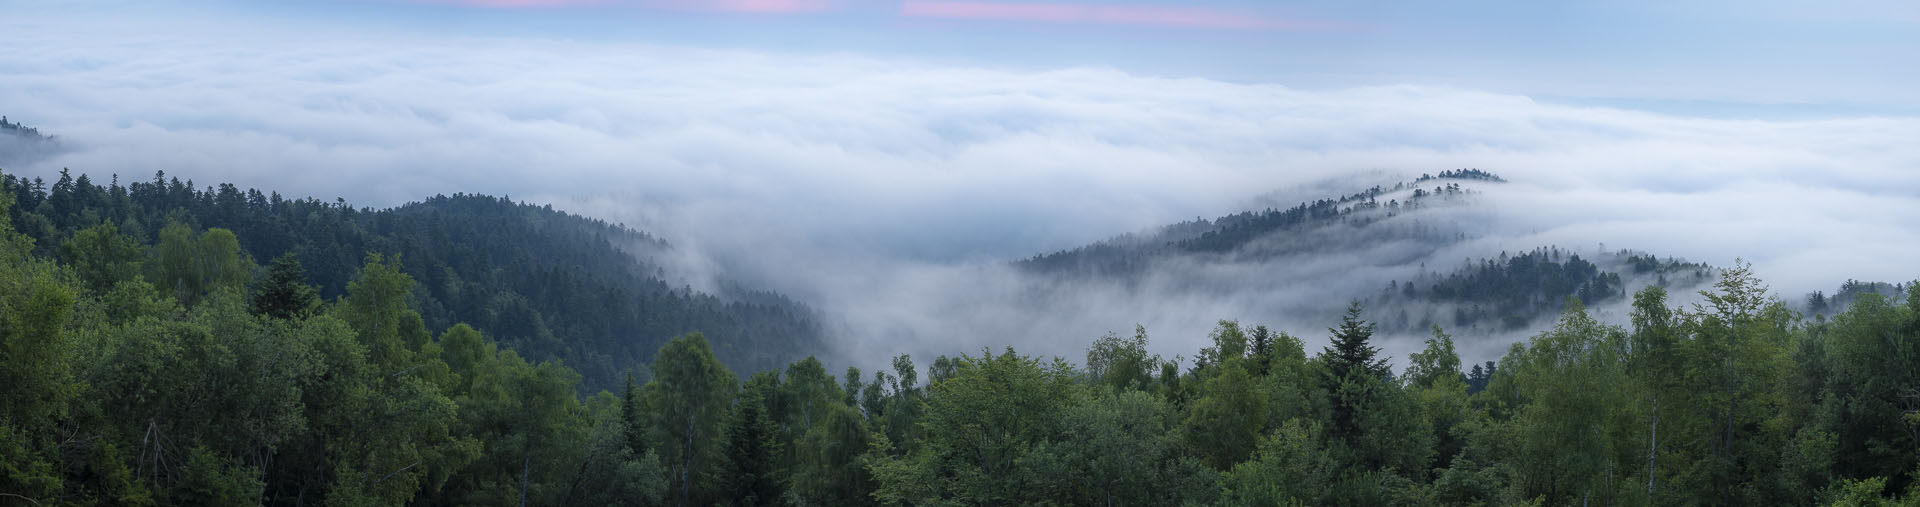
[3, 12, 1916, 369]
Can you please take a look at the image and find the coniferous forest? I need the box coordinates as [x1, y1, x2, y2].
[1, 170, 823, 394]
[2, 169, 1917, 506]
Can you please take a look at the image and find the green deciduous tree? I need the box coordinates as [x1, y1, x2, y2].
[643, 332, 738, 507]
[1184, 365, 1268, 470]
[869, 348, 1078, 506]
[1085, 325, 1159, 393]
[61, 220, 145, 295]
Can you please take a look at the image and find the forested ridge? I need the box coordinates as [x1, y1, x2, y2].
[0, 118, 60, 167]
[1369, 248, 1716, 334]
[1018, 171, 1485, 279]
[3, 169, 1918, 506]
[1, 169, 823, 393]
[0, 117, 51, 141]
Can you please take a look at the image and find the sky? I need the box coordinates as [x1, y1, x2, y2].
[3, 0, 1917, 364]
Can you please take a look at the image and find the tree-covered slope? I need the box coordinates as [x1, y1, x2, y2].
[1017, 172, 1483, 280]
[1, 169, 823, 392]
[0, 116, 62, 167]
[1013, 169, 1722, 335]
[1370, 248, 1715, 334]
[6, 165, 1918, 506]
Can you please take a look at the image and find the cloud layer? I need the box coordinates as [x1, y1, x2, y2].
[3, 13, 1917, 367]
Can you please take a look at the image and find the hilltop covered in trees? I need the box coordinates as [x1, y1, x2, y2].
[1018, 173, 1488, 279]
[0, 169, 823, 393]
[1371, 247, 1716, 334]
[3, 175, 1917, 505]
[0, 116, 62, 167]
[1011, 170, 1722, 337]
[0, 116, 52, 140]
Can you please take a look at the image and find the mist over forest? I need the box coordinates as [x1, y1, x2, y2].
[4, 1, 1919, 506]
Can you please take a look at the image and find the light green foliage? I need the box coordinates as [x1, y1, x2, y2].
[869, 348, 1080, 506]
[0, 423, 65, 504]
[1404, 325, 1463, 389]
[168, 447, 264, 507]
[1184, 365, 1269, 469]
[1827, 476, 1920, 507]
[335, 253, 431, 370]
[1500, 300, 1637, 505]
[568, 392, 668, 507]
[15, 169, 1920, 506]
[61, 220, 145, 294]
[440, 344, 586, 505]
[778, 356, 843, 438]
[1029, 389, 1209, 506]
[643, 332, 738, 507]
[1198, 319, 1248, 370]
[1085, 325, 1159, 392]
[1219, 419, 1338, 506]
[0, 217, 77, 436]
[1675, 262, 1795, 505]
[789, 404, 876, 506]
[871, 354, 926, 456]
[1814, 291, 1920, 493]
[1260, 329, 1324, 425]
[146, 222, 252, 307]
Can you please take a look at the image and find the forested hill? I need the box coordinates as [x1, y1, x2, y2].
[1, 116, 52, 140]
[1370, 248, 1716, 334]
[1017, 170, 1485, 279]
[0, 115, 61, 166]
[0, 168, 823, 392]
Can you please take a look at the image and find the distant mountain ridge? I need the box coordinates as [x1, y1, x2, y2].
[1019, 170, 1487, 280]
[0, 115, 62, 166]
[1013, 169, 1723, 336]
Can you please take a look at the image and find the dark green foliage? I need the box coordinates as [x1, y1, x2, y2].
[788, 404, 876, 506]
[2, 170, 823, 393]
[642, 332, 737, 506]
[0, 115, 49, 139]
[167, 447, 263, 507]
[720, 373, 784, 506]
[1085, 325, 1159, 392]
[11, 167, 1920, 507]
[60, 220, 144, 295]
[249, 253, 319, 319]
[1322, 301, 1388, 447]
[1416, 168, 1506, 183]
[1380, 247, 1627, 332]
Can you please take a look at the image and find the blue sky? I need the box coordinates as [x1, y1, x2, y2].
[124, 0, 1916, 117]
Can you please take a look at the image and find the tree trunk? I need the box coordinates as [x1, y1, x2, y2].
[1646, 395, 1658, 495]
[1721, 341, 1738, 506]
[521, 451, 531, 507]
[682, 414, 696, 507]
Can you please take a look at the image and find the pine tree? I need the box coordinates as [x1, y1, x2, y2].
[721, 376, 784, 506]
[1322, 301, 1387, 444]
[249, 253, 319, 319]
[1324, 301, 1386, 382]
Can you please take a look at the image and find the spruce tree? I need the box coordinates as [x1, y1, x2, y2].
[1322, 301, 1386, 443]
[720, 385, 783, 506]
[1323, 300, 1386, 381]
[249, 253, 319, 319]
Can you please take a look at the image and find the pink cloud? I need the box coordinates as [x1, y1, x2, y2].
[900, 0, 1341, 31]
[412, 0, 835, 13]
[416, 0, 609, 7]
[647, 0, 837, 13]
[900, 1, 1090, 22]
